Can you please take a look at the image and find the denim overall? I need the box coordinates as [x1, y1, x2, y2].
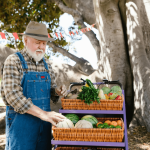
[5, 52, 52, 150]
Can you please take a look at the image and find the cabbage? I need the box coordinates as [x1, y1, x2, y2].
[75, 120, 93, 128]
[56, 119, 74, 128]
[110, 86, 122, 93]
[81, 115, 98, 127]
[110, 92, 118, 100]
[115, 91, 122, 96]
[101, 87, 111, 94]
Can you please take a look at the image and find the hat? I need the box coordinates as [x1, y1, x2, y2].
[21, 21, 54, 41]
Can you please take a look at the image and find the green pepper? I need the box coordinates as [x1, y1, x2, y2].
[103, 123, 108, 126]
[116, 125, 121, 129]
[109, 125, 115, 128]
[104, 125, 110, 129]
[97, 124, 104, 128]
[86, 79, 95, 89]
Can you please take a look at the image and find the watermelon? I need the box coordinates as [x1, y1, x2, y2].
[81, 115, 98, 127]
[65, 114, 79, 125]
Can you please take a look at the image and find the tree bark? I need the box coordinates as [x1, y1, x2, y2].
[93, 0, 134, 125]
[0, 45, 17, 79]
[0, 112, 6, 129]
[63, 0, 96, 26]
[126, 0, 150, 131]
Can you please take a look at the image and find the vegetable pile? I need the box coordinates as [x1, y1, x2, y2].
[96, 120, 122, 129]
[77, 79, 100, 105]
[56, 119, 74, 128]
[75, 120, 93, 128]
[56, 114, 122, 129]
[98, 85, 122, 100]
[81, 115, 98, 128]
[65, 114, 79, 125]
[77, 79, 122, 105]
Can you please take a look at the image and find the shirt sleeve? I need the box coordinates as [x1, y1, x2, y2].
[2, 55, 33, 114]
[47, 63, 59, 103]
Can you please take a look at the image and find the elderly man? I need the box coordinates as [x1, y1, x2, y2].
[1, 21, 67, 150]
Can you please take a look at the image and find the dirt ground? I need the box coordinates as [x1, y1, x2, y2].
[0, 106, 150, 150]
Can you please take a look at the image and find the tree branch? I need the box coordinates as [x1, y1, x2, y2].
[47, 42, 96, 75]
[48, 42, 83, 63]
[49, 0, 101, 61]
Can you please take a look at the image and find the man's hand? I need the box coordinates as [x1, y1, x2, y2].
[40, 111, 66, 126]
[55, 85, 67, 97]
[27, 105, 66, 126]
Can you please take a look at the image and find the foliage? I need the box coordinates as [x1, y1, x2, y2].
[0, 0, 61, 32]
[0, 0, 68, 49]
[5, 35, 24, 50]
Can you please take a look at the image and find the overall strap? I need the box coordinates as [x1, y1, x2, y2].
[15, 52, 28, 69]
[42, 58, 48, 70]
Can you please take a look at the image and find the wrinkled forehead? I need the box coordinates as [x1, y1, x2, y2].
[33, 38, 47, 43]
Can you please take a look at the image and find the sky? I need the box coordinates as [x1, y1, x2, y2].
[48, 13, 99, 69]
[0, 13, 99, 69]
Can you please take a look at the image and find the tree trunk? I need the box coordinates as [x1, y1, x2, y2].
[63, 0, 96, 26]
[0, 45, 17, 79]
[0, 112, 6, 129]
[126, 0, 150, 131]
[62, 0, 134, 126]
[93, 0, 150, 131]
[93, 0, 134, 126]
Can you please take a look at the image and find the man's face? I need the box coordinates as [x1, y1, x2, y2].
[25, 36, 47, 61]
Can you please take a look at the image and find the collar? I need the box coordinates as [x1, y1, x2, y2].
[22, 48, 44, 64]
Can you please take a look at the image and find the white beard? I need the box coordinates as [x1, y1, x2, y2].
[26, 47, 45, 62]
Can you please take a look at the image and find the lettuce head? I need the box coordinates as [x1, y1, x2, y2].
[110, 86, 122, 93]
[101, 87, 111, 94]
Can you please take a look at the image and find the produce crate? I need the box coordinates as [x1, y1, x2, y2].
[61, 94, 124, 110]
[56, 147, 123, 150]
[52, 118, 124, 142]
